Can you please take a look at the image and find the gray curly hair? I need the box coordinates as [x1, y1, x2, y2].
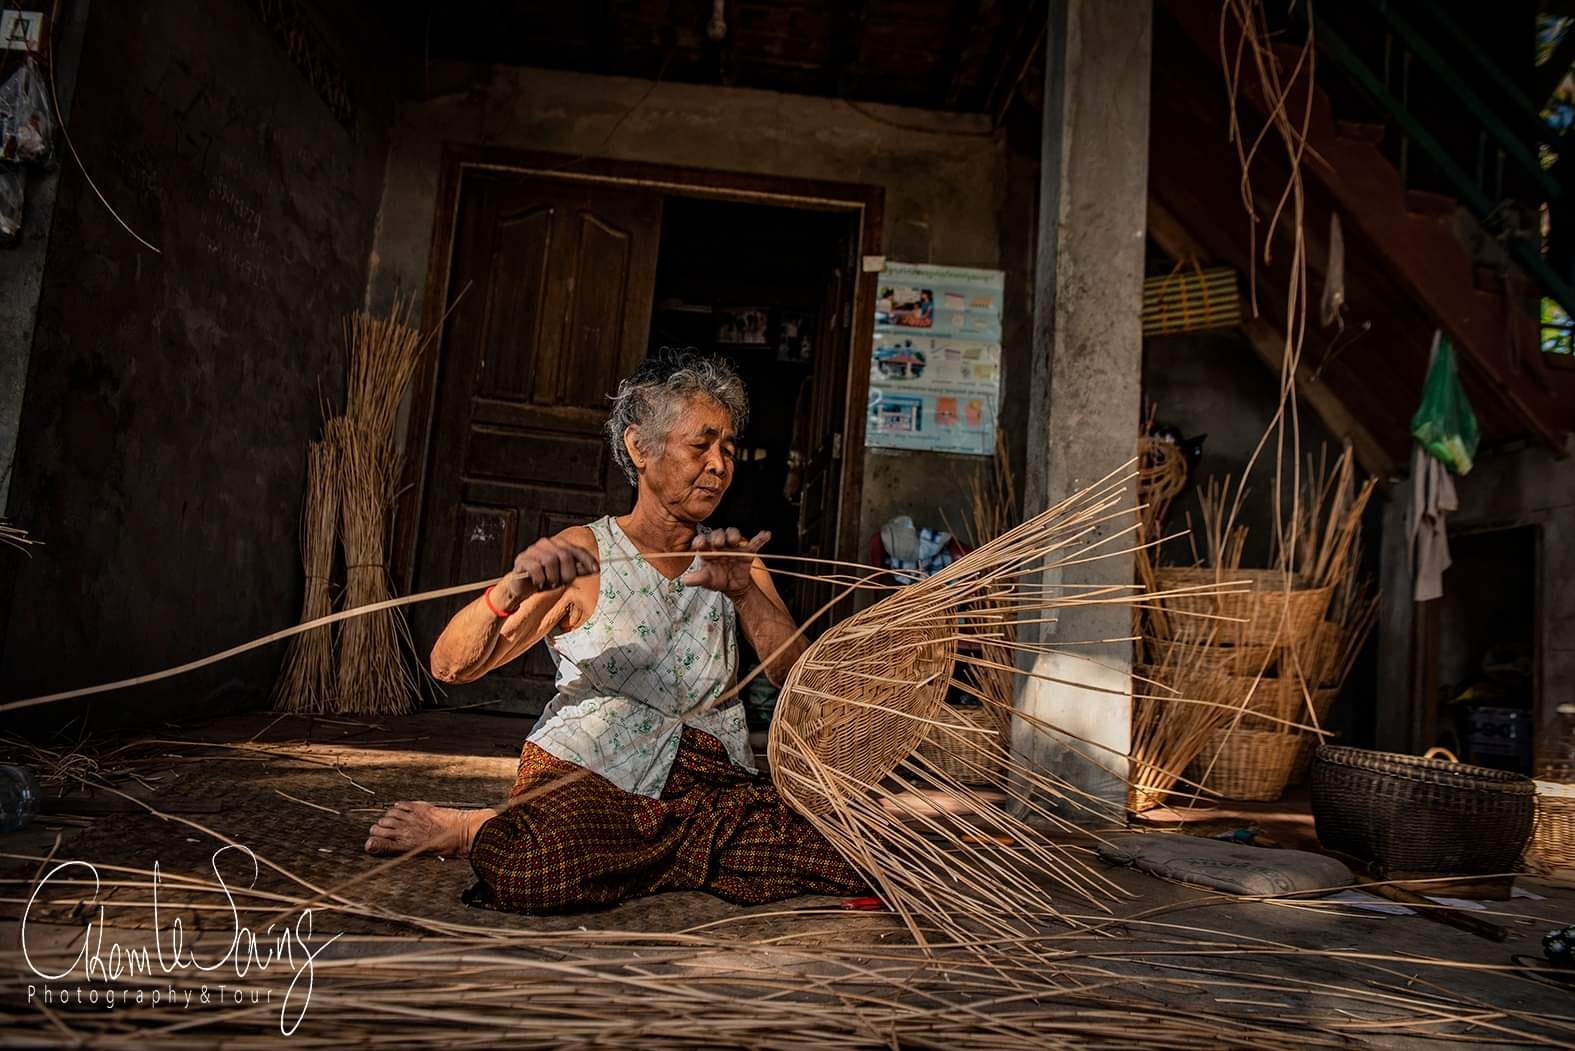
[605, 353, 750, 485]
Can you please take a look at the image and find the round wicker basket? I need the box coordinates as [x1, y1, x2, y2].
[1190, 729, 1302, 801]
[1530, 782, 1575, 870]
[768, 618, 956, 818]
[1285, 620, 1343, 685]
[1149, 638, 1274, 676]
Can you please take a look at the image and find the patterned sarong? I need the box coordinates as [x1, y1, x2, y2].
[465, 727, 866, 913]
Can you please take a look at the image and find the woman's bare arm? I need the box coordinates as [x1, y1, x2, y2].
[430, 529, 599, 684]
[732, 560, 807, 686]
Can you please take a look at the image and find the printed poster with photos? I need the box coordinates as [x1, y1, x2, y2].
[867, 263, 1005, 455]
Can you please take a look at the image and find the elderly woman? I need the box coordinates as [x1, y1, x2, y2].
[364, 355, 865, 912]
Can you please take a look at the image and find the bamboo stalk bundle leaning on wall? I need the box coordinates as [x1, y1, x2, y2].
[272, 296, 431, 717]
[272, 440, 341, 713]
[333, 417, 421, 716]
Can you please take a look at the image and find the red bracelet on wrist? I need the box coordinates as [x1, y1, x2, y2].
[482, 586, 514, 618]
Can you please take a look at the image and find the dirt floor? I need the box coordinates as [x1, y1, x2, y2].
[3, 709, 1573, 1047]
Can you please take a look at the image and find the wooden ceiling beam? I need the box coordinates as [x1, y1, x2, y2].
[985, 2, 1047, 124]
[942, 0, 1000, 109]
[833, 0, 869, 97]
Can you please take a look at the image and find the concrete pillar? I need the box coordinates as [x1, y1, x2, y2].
[1016, 0, 1152, 818]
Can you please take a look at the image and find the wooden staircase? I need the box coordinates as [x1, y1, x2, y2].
[1158, 0, 1572, 455]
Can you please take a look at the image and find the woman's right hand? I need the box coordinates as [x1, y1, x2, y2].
[490, 536, 599, 613]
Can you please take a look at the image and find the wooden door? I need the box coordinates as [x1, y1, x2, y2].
[793, 225, 858, 630]
[413, 173, 662, 713]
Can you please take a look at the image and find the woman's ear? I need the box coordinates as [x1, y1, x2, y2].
[623, 427, 644, 473]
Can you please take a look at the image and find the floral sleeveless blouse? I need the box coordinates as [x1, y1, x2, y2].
[525, 516, 755, 797]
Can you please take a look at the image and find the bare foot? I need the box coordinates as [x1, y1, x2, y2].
[364, 802, 497, 857]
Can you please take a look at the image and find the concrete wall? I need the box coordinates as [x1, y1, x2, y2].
[364, 66, 1031, 563]
[1144, 329, 1339, 568]
[0, 0, 393, 725]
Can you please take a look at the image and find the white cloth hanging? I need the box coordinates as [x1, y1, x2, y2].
[1408, 441, 1457, 603]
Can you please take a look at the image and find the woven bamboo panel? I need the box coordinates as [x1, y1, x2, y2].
[770, 617, 955, 817]
[1141, 266, 1241, 336]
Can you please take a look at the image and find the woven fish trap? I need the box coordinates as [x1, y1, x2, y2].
[769, 614, 956, 818]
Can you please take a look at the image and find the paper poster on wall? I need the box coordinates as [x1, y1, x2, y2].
[866, 389, 998, 455]
[875, 262, 1005, 342]
[867, 262, 1005, 455]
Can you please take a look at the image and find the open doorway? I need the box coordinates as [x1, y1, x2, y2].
[644, 196, 854, 742]
[646, 197, 847, 586]
[1431, 525, 1540, 773]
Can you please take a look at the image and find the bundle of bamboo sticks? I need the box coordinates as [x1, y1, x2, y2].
[273, 298, 428, 716]
[270, 440, 339, 713]
[0, 519, 36, 553]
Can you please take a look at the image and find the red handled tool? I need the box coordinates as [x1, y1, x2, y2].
[840, 895, 887, 911]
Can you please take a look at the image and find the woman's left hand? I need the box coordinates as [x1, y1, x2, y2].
[680, 527, 770, 601]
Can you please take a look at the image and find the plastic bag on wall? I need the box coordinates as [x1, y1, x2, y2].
[1410, 332, 1480, 475]
[0, 56, 53, 167]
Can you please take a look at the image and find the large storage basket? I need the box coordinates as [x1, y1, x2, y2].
[1311, 745, 1535, 876]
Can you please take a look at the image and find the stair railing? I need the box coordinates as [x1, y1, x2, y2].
[1296, 0, 1575, 336]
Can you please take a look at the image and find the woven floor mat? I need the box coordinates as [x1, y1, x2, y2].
[9, 732, 867, 943]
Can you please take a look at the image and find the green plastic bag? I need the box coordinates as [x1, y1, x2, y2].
[1410, 333, 1479, 475]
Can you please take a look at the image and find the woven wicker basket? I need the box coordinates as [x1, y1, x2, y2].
[916, 702, 1005, 784]
[1191, 729, 1302, 801]
[1154, 568, 1330, 649]
[1128, 765, 1178, 813]
[1311, 745, 1535, 876]
[1285, 620, 1342, 685]
[1149, 638, 1274, 676]
[1529, 782, 1575, 869]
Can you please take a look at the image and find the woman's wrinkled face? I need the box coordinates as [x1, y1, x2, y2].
[633, 397, 736, 522]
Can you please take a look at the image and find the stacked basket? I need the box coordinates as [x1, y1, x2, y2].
[1156, 568, 1331, 802]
